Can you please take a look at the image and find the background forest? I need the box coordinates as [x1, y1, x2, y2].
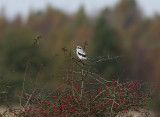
[0, 0, 160, 107]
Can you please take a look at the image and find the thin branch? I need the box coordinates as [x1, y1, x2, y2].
[19, 57, 31, 109]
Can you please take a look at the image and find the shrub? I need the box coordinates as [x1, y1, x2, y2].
[12, 56, 152, 117]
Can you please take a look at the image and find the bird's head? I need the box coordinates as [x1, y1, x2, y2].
[76, 46, 82, 50]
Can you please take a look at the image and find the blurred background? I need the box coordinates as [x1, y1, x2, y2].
[0, 0, 160, 108]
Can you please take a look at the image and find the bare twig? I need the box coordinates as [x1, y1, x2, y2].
[24, 86, 37, 108]
[19, 57, 31, 109]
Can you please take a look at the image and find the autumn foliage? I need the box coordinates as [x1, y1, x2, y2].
[0, 0, 160, 116]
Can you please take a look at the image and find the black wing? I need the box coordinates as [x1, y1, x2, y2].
[78, 52, 87, 57]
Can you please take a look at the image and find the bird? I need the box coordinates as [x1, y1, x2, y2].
[76, 46, 89, 60]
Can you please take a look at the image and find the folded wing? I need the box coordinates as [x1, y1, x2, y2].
[78, 50, 87, 57]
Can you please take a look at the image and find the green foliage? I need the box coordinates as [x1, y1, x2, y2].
[73, 6, 89, 26]
[92, 16, 123, 78]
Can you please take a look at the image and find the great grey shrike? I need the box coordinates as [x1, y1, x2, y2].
[76, 46, 89, 60]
